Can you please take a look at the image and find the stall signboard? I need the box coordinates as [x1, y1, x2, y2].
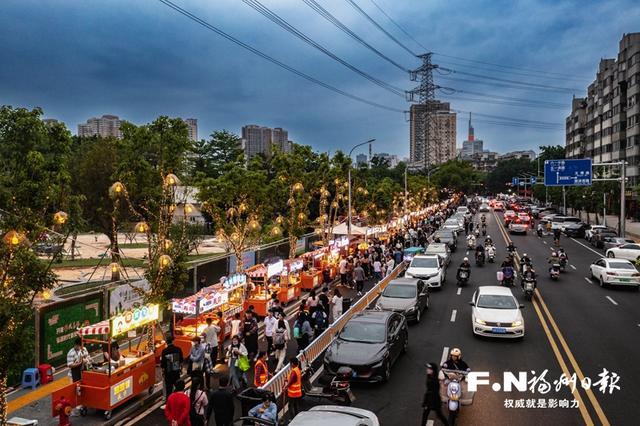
[224, 273, 247, 288]
[266, 259, 284, 278]
[40, 292, 104, 367]
[366, 225, 388, 235]
[198, 291, 229, 314]
[329, 236, 349, 248]
[287, 259, 304, 272]
[110, 304, 159, 337]
[110, 376, 133, 405]
[109, 279, 150, 315]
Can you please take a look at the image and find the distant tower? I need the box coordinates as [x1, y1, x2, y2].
[468, 112, 474, 142]
[368, 142, 372, 167]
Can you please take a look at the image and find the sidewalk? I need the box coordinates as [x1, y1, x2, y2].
[570, 210, 640, 240]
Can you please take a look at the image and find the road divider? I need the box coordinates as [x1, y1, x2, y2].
[605, 296, 618, 306]
[585, 277, 593, 284]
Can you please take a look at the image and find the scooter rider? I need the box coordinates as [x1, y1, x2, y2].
[480, 214, 486, 225]
[521, 263, 537, 290]
[548, 251, 560, 273]
[484, 235, 493, 246]
[520, 253, 532, 267]
[457, 258, 471, 281]
[558, 247, 568, 263]
[442, 348, 470, 372]
[475, 244, 484, 260]
[506, 241, 517, 255]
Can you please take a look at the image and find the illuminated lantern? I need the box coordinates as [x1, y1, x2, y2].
[109, 182, 125, 198]
[292, 182, 304, 192]
[159, 254, 173, 269]
[163, 239, 173, 250]
[297, 212, 306, 221]
[271, 226, 282, 237]
[164, 173, 180, 186]
[135, 222, 149, 233]
[53, 211, 68, 225]
[184, 203, 194, 214]
[275, 216, 284, 225]
[3, 230, 23, 247]
[110, 262, 120, 274]
[248, 219, 261, 231]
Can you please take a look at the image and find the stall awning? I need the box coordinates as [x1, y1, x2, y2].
[331, 221, 367, 236]
[247, 266, 267, 278]
[78, 320, 110, 336]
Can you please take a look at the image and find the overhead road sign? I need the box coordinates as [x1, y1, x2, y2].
[544, 159, 592, 186]
[530, 177, 537, 185]
[512, 177, 519, 186]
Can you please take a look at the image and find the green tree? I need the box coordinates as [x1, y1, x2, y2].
[192, 130, 243, 179]
[431, 160, 485, 194]
[487, 158, 535, 193]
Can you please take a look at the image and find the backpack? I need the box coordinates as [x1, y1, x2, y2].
[312, 310, 327, 330]
[273, 328, 286, 349]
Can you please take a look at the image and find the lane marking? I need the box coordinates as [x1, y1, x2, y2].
[570, 237, 604, 257]
[570, 264, 577, 270]
[440, 346, 449, 365]
[584, 277, 593, 284]
[456, 288, 462, 296]
[543, 240, 548, 245]
[450, 309, 457, 322]
[605, 296, 619, 306]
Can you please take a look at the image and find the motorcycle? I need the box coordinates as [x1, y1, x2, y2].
[485, 246, 496, 263]
[537, 227, 543, 237]
[481, 225, 487, 236]
[439, 369, 474, 426]
[499, 267, 516, 287]
[559, 256, 567, 272]
[302, 361, 355, 406]
[549, 264, 560, 280]
[523, 277, 536, 301]
[457, 268, 470, 287]
[475, 251, 485, 267]
[466, 236, 476, 250]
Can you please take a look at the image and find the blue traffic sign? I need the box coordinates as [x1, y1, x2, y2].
[512, 177, 519, 186]
[544, 159, 592, 186]
[530, 177, 537, 185]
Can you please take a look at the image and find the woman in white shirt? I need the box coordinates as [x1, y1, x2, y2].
[331, 288, 343, 323]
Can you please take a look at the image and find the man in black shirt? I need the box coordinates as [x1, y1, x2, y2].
[207, 376, 235, 426]
[160, 336, 183, 407]
[318, 287, 331, 317]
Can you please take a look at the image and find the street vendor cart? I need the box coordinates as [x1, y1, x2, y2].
[245, 258, 303, 315]
[51, 304, 161, 421]
[171, 273, 247, 357]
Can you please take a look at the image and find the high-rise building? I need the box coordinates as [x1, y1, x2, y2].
[355, 153, 368, 166]
[461, 113, 484, 158]
[566, 32, 640, 185]
[78, 115, 123, 139]
[373, 152, 399, 167]
[500, 150, 536, 161]
[184, 118, 198, 141]
[409, 101, 456, 168]
[241, 124, 291, 158]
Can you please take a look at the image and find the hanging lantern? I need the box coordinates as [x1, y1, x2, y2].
[292, 182, 304, 193]
[110, 262, 120, 274]
[3, 230, 23, 247]
[271, 226, 282, 237]
[163, 239, 173, 250]
[238, 202, 248, 213]
[227, 207, 237, 217]
[168, 204, 177, 213]
[275, 215, 284, 225]
[159, 254, 173, 269]
[297, 212, 306, 222]
[287, 197, 296, 206]
[184, 203, 195, 214]
[53, 211, 68, 225]
[356, 187, 364, 194]
[248, 219, 261, 231]
[278, 175, 288, 183]
[334, 178, 341, 186]
[216, 229, 225, 240]
[230, 232, 240, 241]
[331, 201, 338, 208]
[135, 221, 149, 233]
[164, 173, 180, 187]
[315, 228, 323, 235]
[363, 189, 369, 196]
[41, 289, 53, 300]
[109, 182, 125, 198]
[361, 210, 369, 218]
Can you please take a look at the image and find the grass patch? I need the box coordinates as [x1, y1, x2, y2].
[118, 243, 149, 249]
[52, 258, 146, 268]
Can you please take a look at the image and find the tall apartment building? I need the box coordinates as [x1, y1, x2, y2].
[356, 153, 368, 166]
[409, 101, 457, 168]
[241, 125, 291, 159]
[78, 115, 123, 139]
[500, 150, 536, 161]
[566, 33, 640, 186]
[461, 113, 484, 158]
[184, 118, 198, 141]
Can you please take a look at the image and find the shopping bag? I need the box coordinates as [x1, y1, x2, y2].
[237, 355, 251, 372]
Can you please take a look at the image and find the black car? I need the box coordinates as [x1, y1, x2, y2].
[432, 230, 457, 252]
[375, 278, 429, 323]
[592, 230, 618, 248]
[563, 222, 588, 238]
[323, 310, 408, 383]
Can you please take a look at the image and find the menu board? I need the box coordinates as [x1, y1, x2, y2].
[110, 304, 159, 337]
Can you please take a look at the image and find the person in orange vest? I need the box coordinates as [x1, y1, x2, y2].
[253, 351, 270, 387]
[286, 357, 303, 419]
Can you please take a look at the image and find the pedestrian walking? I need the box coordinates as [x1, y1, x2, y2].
[373, 258, 382, 282]
[188, 337, 206, 383]
[286, 357, 303, 421]
[207, 376, 234, 426]
[294, 311, 313, 351]
[230, 313, 242, 338]
[185, 376, 208, 426]
[161, 336, 183, 408]
[216, 311, 226, 363]
[318, 287, 330, 317]
[339, 256, 348, 286]
[306, 290, 319, 311]
[165, 379, 190, 426]
[226, 335, 248, 393]
[263, 310, 278, 356]
[353, 262, 365, 296]
[201, 317, 220, 388]
[421, 363, 449, 425]
[273, 319, 289, 372]
[311, 305, 328, 336]
[386, 255, 395, 277]
[331, 288, 343, 323]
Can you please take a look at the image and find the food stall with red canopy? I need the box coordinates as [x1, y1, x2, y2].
[171, 273, 247, 357]
[300, 247, 326, 290]
[51, 304, 161, 421]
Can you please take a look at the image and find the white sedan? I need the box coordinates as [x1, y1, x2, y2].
[589, 258, 640, 289]
[470, 286, 525, 338]
[605, 243, 640, 261]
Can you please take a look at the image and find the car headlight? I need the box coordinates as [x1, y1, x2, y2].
[511, 320, 523, 327]
[475, 318, 486, 325]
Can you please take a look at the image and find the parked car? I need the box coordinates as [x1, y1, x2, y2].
[585, 225, 610, 242]
[589, 258, 640, 289]
[538, 208, 558, 218]
[405, 254, 446, 288]
[563, 222, 589, 238]
[602, 237, 636, 251]
[323, 310, 408, 382]
[592, 229, 618, 248]
[432, 230, 457, 252]
[470, 286, 525, 338]
[289, 405, 380, 426]
[551, 216, 581, 231]
[375, 277, 429, 323]
[424, 243, 451, 266]
[33, 242, 63, 256]
[605, 243, 640, 261]
[443, 218, 463, 234]
[456, 206, 469, 215]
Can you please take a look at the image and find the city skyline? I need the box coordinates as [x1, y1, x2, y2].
[2, 1, 639, 157]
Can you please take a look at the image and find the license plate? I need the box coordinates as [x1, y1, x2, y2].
[492, 327, 507, 333]
[619, 278, 631, 282]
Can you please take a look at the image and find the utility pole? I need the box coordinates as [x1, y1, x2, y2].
[407, 53, 438, 177]
[603, 193, 607, 227]
[620, 161, 626, 237]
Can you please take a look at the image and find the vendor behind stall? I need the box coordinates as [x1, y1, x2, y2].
[102, 340, 121, 363]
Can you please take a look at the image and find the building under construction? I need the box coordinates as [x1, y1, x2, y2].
[409, 101, 457, 169]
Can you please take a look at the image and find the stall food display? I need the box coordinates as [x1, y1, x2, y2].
[245, 258, 303, 315]
[171, 274, 247, 357]
[51, 304, 161, 421]
[244, 264, 270, 316]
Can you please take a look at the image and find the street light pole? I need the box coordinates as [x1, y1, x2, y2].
[348, 139, 376, 240]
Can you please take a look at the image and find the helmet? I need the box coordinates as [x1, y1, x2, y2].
[523, 253, 528, 257]
[463, 257, 469, 262]
[450, 348, 462, 357]
[551, 252, 557, 257]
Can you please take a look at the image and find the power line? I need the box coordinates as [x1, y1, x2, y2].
[241, 0, 405, 97]
[436, 59, 591, 83]
[439, 67, 580, 93]
[455, 116, 561, 131]
[301, 0, 410, 73]
[437, 75, 573, 94]
[157, 0, 404, 113]
[445, 96, 567, 110]
[367, 0, 428, 52]
[454, 110, 564, 127]
[344, 0, 418, 57]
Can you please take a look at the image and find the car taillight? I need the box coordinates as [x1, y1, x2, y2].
[606, 271, 617, 276]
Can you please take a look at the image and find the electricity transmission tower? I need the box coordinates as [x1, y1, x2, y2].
[407, 53, 439, 176]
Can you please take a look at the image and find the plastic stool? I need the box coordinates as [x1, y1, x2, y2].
[38, 364, 54, 385]
[21, 368, 40, 390]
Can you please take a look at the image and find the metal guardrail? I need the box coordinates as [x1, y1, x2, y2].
[260, 263, 406, 398]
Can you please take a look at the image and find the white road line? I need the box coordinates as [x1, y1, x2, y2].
[570, 237, 603, 257]
[450, 309, 457, 322]
[584, 277, 593, 284]
[457, 288, 462, 295]
[441, 347, 449, 365]
[543, 241, 548, 245]
[606, 296, 619, 306]
[570, 264, 577, 270]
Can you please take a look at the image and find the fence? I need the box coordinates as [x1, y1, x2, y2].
[260, 263, 406, 404]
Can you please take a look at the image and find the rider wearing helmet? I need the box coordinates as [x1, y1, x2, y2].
[548, 251, 560, 272]
[442, 348, 470, 372]
[457, 257, 471, 280]
[520, 253, 532, 266]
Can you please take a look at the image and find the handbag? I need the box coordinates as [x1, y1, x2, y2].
[237, 355, 251, 372]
